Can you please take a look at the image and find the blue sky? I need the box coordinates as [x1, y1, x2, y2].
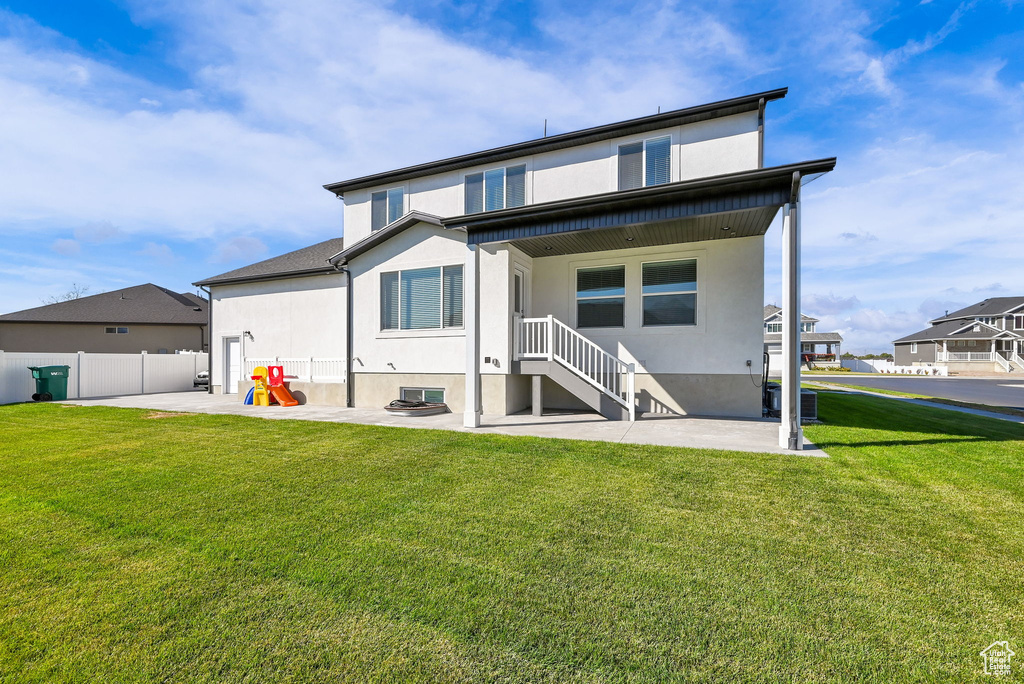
[0, 0, 1021, 352]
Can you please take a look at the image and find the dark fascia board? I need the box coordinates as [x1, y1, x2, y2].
[324, 89, 788, 196]
[193, 267, 337, 288]
[442, 159, 837, 232]
[329, 211, 444, 265]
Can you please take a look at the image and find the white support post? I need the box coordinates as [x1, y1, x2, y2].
[780, 173, 803, 450]
[464, 244, 481, 428]
[546, 314, 554, 361]
[140, 350, 147, 395]
[627, 363, 636, 423]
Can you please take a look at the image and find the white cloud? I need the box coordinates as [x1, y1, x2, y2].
[137, 242, 176, 261]
[212, 236, 267, 264]
[52, 238, 80, 255]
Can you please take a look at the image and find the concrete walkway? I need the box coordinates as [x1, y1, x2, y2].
[804, 381, 1024, 425]
[61, 391, 824, 456]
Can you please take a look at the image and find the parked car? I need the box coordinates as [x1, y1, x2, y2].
[193, 370, 209, 388]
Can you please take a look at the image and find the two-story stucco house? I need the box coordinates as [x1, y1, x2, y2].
[196, 88, 835, 450]
[893, 297, 1024, 373]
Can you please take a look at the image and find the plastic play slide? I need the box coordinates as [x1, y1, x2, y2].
[246, 365, 299, 407]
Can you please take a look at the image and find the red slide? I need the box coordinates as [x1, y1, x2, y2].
[268, 385, 299, 407]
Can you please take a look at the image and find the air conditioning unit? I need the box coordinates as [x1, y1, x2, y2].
[766, 386, 817, 420]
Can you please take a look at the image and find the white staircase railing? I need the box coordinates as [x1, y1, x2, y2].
[516, 315, 635, 421]
[995, 353, 1011, 372]
[1010, 352, 1024, 371]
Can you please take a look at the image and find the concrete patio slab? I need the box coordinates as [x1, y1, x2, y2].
[60, 390, 824, 456]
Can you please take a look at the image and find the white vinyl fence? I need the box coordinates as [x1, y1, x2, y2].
[243, 357, 346, 382]
[0, 351, 208, 405]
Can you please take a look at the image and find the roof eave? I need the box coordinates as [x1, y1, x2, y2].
[193, 267, 338, 288]
[323, 88, 789, 196]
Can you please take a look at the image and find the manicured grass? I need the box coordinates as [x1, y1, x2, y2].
[1, 397, 1022, 682]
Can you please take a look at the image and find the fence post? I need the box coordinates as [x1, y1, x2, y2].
[627, 363, 636, 423]
[546, 314, 554, 361]
[140, 351, 146, 394]
[77, 351, 84, 399]
[0, 349, 5, 404]
[309, 356, 314, 382]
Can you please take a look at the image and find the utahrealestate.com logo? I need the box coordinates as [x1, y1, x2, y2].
[981, 641, 1015, 676]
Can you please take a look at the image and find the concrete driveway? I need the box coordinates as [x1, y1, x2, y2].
[804, 375, 1024, 409]
[60, 391, 823, 456]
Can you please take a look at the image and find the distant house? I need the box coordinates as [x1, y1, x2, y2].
[893, 296, 1024, 373]
[0, 284, 208, 354]
[763, 305, 842, 372]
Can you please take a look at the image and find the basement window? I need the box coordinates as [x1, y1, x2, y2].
[104, 327, 129, 334]
[401, 387, 445, 403]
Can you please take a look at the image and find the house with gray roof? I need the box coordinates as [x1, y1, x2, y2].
[194, 88, 835, 450]
[763, 305, 843, 373]
[893, 297, 1024, 372]
[0, 284, 207, 354]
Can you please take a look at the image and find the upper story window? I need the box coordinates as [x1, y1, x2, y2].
[465, 164, 526, 214]
[765, 322, 782, 333]
[371, 187, 404, 231]
[801, 321, 815, 333]
[1015, 315, 1024, 330]
[618, 136, 671, 190]
[642, 259, 696, 326]
[381, 265, 463, 331]
[576, 266, 625, 328]
[976, 316, 995, 325]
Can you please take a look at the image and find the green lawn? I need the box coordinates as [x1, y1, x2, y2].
[1, 396, 1022, 682]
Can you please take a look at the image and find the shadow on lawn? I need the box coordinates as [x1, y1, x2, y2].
[809, 391, 1024, 450]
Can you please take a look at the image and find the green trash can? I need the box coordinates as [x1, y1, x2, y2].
[28, 365, 71, 402]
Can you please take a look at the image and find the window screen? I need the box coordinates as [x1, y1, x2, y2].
[506, 165, 526, 207]
[618, 142, 643, 190]
[381, 272, 400, 330]
[642, 260, 696, 326]
[371, 191, 388, 231]
[484, 168, 505, 212]
[645, 136, 671, 186]
[401, 268, 441, 330]
[387, 187, 404, 225]
[577, 266, 625, 328]
[443, 265, 463, 328]
[465, 173, 484, 214]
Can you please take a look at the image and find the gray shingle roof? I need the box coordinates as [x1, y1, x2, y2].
[0, 284, 207, 325]
[893, 319, 1020, 343]
[930, 296, 1024, 323]
[763, 305, 817, 322]
[194, 238, 345, 287]
[328, 212, 444, 265]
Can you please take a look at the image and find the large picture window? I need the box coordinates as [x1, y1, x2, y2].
[371, 187, 404, 231]
[576, 266, 625, 328]
[618, 136, 671, 190]
[465, 164, 526, 213]
[642, 259, 696, 326]
[381, 265, 463, 331]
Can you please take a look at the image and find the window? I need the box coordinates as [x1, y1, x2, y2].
[802, 343, 813, 353]
[642, 259, 696, 326]
[765, 322, 782, 333]
[1015, 315, 1024, 330]
[465, 164, 526, 213]
[910, 342, 918, 353]
[618, 136, 671, 190]
[401, 387, 445, 403]
[801, 322, 815, 333]
[104, 327, 129, 334]
[968, 339, 977, 347]
[381, 265, 463, 331]
[576, 266, 625, 328]
[371, 187, 405, 231]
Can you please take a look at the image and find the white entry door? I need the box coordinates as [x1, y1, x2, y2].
[224, 337, 240, 394]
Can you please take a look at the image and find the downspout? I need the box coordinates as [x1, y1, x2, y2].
[199, 285, 212, 394]
[332, 262, 354, 408]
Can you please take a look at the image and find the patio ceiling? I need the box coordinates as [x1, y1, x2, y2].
[443, 158, 836, 258]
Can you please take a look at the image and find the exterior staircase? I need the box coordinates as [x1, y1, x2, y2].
[1009, 352, 1024, 373]
[515, 315, 635, 421]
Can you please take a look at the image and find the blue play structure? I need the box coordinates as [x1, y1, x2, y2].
[243, 387, 255, 405]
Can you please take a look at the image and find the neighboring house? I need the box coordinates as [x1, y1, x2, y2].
[196, 87, 834, 444]
[0, 284, 208, 354]
[893, 297, 1024, 373]
[763, 305, 843, 372]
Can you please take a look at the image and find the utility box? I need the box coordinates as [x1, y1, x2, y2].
[28, 365, 71, 402]
[767, 385, 818, 421]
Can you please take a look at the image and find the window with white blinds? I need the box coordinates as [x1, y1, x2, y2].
[641, 259, 696, 326]
[371, 187, 404, 231]
[381, 265, 463, 331]
[618, 136, 671, 190]
[465, 164, 526, 213]
[576, 265, 625, 328]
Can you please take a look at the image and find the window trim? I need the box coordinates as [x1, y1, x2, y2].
[370, 185, 406, 232]
[379, 264, 464, 333]
[765, 322, 782, 333]
[640, 258, 698, 328]
[617, 134, 673, 190]
[575, 263, 626, 330]
[1014, 314, 1024, 330]
[910, 342, 918, 353]
[464, 163, 528, 214]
